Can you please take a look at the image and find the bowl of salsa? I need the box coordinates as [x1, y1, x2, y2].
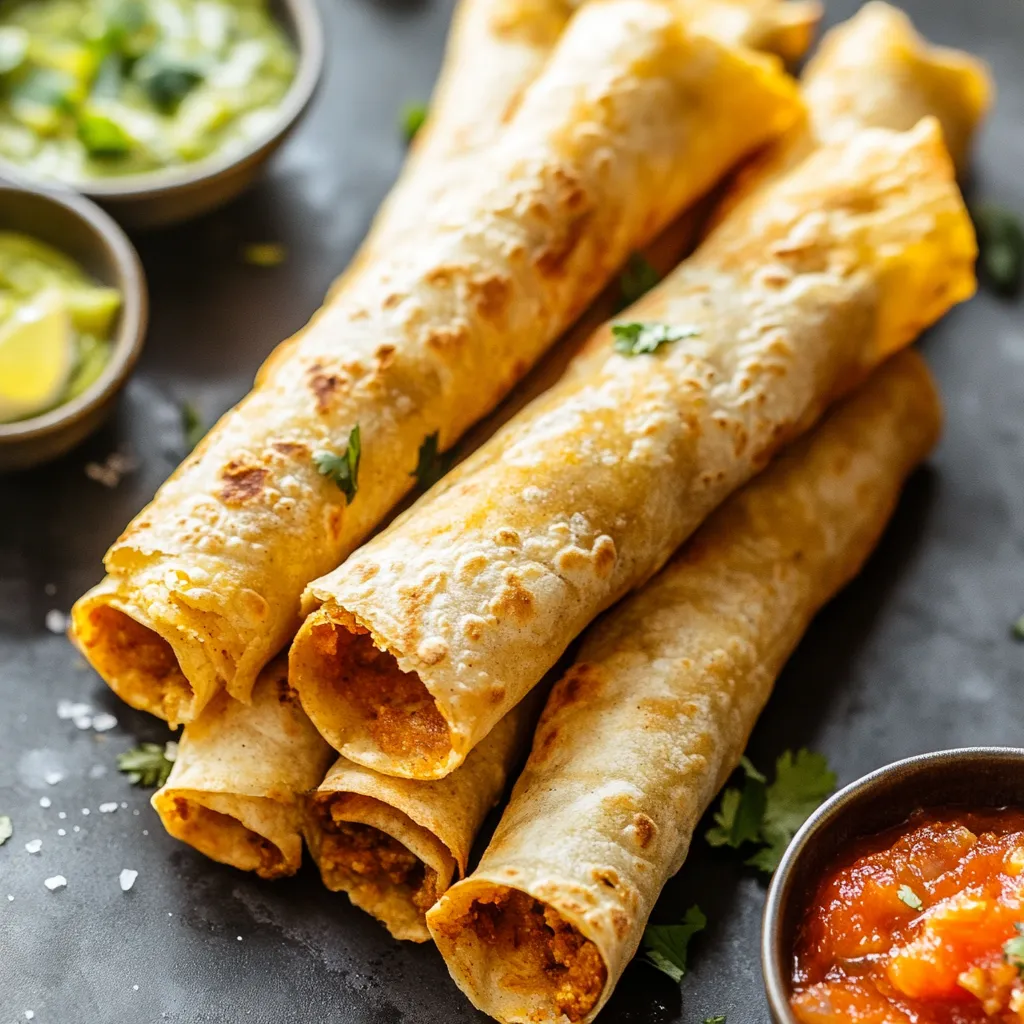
[0, 0, 323, 227]
[763, 748, 1024, 1024]
[0, 180, 146, 469]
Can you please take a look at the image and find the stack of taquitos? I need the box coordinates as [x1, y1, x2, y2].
[71, 0, 800, 727]
[290, 47, 978, 785]
[144, 0, 811, 908]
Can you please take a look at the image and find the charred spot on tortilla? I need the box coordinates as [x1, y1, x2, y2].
[218, 461, 270, 505]
[307, 362, 349, 413]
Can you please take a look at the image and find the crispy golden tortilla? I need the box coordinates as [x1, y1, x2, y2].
[152, 658, 333, 879]
[293, 110, 975, 780]
[427, 349, 942, 1023]
[72, 0, 801, 726]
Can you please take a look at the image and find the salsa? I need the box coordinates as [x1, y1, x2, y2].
[791, 808, 1024, 1023]
[0, 231, 121, 422]
[0, 0, 295, 181]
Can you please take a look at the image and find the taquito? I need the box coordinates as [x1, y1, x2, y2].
[304, 693, 539, 942]
[427, 349, 942, 1023]
[292, 113, 976, 781]
[72, 0, 801, 726]
[152, 658, 332, 879]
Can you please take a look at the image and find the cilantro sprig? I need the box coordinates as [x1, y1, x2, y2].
[411, 431, 452, 491]
[618, 253, 660, 308]
[641, 904, 706, 983]
[314, 425, 361, 504]
[706, 749, 836, 874]
[117, 741, 177, 788]
[611, 321, 700, 357]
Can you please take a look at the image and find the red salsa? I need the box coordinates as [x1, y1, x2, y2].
[790, 808, 1024, 1023]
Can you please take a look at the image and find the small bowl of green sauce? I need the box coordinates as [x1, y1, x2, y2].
[0, 180, 146, 470]
[0, 0, 323, 227]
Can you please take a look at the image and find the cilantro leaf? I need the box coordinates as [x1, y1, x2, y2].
[897, 885, 923, 911]
[973, 203, 1023, 296]
[611, 322, 700, 356]
[401, 102, 428, 143]
[77, 111, 133, 158]
[0, 815, 11, 846]
[181, 401, 204, 451]
[134, 52, 205, 114]
[1012, 614, 1024, 642]
[618, 253, 660, 308]
[411, 430, 452, 491]
[641, 905, 706, 983]
[1005, 924, 1024, 976]
[314, 426, 361, 504]
[706, 749, 836, 874]
[706, 755, 767, 849]
[705, 1017, 726, 1023]
[748, 750, 836, 873]
[117, 741, 176, 788]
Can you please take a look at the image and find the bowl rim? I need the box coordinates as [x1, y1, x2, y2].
[761, 745, 1024, 1024]
[0, 182, 148, 443]
[0, 0, 325, 201]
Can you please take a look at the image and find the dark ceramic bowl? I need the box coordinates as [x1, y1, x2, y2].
[762, 746, 1024, 1023]
[0, 183, 147, 471]
[0, 0, 324, 229]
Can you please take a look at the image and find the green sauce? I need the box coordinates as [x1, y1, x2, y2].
[0, 0, 296, 181]
[0, 231, 121, 422]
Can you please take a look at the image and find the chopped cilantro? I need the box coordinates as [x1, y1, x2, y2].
[618, 253, 660, 307]
[401, 102, 428, 143]
[117, 741, 176, 788]
[897, 885, 923, 911]
[611, 321, 700, 356]
[411, 431, 452, 490]
[641, 905, 706, 983]
[1012, 614, 1024, 641]
[78, 111, 132, 158]
[134, 53, 205, 114]
[1005, 923, 1024, 976]
[0, 815, 11, 846]
[707, 749, 836, 875]
[314, 425, 361, 504]
[242, 243, 287, 268]
[704, 1017, 726, 1024]
[181, 401, 204, 451]
[974, 203, 1023, 296]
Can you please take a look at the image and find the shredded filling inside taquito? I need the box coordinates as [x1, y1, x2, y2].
[446, 888, 607, 1021]
[308, 619, 450, 767]
[315, 802, 440, 913]
[167, 796, 288, 880]
[82, 606, 192, 720]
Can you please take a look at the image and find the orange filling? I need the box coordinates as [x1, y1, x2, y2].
[316, 805, 439, 913]
[169, 797, 286, 880]
[791, 809, 1024, 1023]
[462, 889, 607, 1022]
[84, 606, 192, 719]
[309, 620, 450, 765]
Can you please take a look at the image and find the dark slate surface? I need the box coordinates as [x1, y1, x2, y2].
[1, 0, 1022, 1021]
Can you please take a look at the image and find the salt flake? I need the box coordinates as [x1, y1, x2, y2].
[44, 771, 64, 786]
[57, 700, 91, 720]
[92, 712, 118, 733]
[24, 839, 41, 854]
[99, 802, 118, 814]
[44, 609, 68, 634]
[44, 875, 67, 891]
[119, 869, 138, 892]
[38, 797, 51, 809]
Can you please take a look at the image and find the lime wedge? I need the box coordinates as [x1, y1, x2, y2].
[0, 294, 74, 422]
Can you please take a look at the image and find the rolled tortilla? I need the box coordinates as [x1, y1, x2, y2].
[304, 694, 539, 942]
[292, 108, 976, 780]
[426, 349, 942, 1023]
[152, 658, 333, 879]
[72, 0, 801, 726]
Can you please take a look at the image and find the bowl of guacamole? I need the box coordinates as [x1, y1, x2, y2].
[0, 182, 147, 470]
[0, 0, 323, 227]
